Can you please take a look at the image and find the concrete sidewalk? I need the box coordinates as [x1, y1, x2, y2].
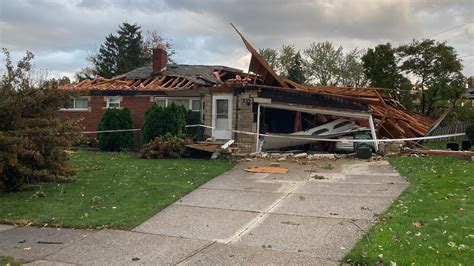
[0, 158, 408, 265]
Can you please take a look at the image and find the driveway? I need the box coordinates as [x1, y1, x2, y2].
[0, 158, 408, 265]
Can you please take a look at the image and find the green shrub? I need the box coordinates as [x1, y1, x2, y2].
[97, 108, 135, 151]
[141, 102, 186, 143]
[185, 110, 201, 138]
[466, 124, 474, 144]
[140, 134, 192, 159]
[142, 103, 163, 143]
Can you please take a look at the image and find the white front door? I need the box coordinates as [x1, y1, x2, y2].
[212, 95, 233, 140]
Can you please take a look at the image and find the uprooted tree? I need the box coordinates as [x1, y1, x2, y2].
[0, 49, 81, 192]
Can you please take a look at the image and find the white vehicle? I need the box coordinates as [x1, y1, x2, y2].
[262, 119, 367, 150]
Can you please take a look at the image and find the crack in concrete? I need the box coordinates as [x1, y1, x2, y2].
[217, 168, 314, 244]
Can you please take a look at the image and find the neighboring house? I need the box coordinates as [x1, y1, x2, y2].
[61, 27, 436, 154]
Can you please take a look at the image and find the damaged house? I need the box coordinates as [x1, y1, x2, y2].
[61, 26, 436, 154]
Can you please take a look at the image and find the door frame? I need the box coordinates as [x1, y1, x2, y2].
[212, 94, 233, 140]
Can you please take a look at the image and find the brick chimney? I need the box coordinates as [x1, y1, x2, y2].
[152, 48, 167, 73]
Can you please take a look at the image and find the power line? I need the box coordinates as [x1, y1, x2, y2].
[423, 20, 474, 39]
[459, 54, 474, 58]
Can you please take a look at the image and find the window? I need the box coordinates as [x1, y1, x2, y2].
[191, 99, 201, 112]
[62, 97, 88, 110]
[74, 98, 88, 109]
[155, 99, 166, 108]
[169, 99, 189, 108]
[216, 99, 228, 118]
[106, 96, 121, 108]
[154, 97, 201, 112]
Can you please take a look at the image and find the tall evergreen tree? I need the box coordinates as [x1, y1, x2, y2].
[78, 24, 175, 80]
[91, 23, 146, 78]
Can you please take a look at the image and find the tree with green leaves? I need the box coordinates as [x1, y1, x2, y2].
[278, 44, 296, 78]
[76, 23, 175, 80]
[397, 39, 464, 116]
[93, 23, 146, 78]
[362, 43, 399, 88]
[258, 45, 296, 78]
[287, 51, 306, 84]
[0, 49, 81, 192]
[258, 48, 279, 71]
[340, 48, 367, 87]
[303, 41, 344, 86]
[362, 43, 413, 109]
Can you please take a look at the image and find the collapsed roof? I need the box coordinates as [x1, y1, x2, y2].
[63, 64, 253, 91]
[231, 24, 436, 139]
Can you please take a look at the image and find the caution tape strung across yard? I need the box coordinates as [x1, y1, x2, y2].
[184, 124, 466, 143]
[80, 125, 465, 143]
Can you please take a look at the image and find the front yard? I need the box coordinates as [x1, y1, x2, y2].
[345, 156, 473, 265]
[0, 151, 234, 229]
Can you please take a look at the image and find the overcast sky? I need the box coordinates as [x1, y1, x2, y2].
[0, 0, 473, 80]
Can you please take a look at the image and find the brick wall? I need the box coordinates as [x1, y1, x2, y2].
[60, 95, 155, 134]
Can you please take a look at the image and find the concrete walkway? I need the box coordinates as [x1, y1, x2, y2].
[0, 159, 408, 265]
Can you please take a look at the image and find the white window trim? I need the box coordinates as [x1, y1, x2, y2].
[106, 96, 122, 109]
[154, 97, 201, 112]
[60, 96, 90, 112]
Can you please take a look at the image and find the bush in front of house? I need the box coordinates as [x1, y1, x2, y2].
[140, 133, 192, 159]
[466, 124, 474, 145]
[97, 108, 135, 151]
[142, 103, 163, 143]
[142, 102, 186, 143]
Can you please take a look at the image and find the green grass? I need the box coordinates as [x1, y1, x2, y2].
[0, 151, 234, 229]
[344, 156, 473, 265]
[423, 141, 469, 150]
[0, 256, 22, 266]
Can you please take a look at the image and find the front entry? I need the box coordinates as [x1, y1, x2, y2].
[212, 95, 233, 140]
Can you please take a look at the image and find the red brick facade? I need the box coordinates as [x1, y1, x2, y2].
[60, 95, 155, 132]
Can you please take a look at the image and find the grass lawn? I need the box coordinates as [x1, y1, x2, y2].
[0, 256, 22, 266]
[344, 156, 473, 265]
[0, 151, 234, 229]
[423, 141, 472, 151]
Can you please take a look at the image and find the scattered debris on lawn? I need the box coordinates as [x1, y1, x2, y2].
[413, 220, 423, 228]
[413, 149, 474, 160]
[319, 163, 335, 170]
[311, 174, 326, 180]
[245, 166, 289, 174]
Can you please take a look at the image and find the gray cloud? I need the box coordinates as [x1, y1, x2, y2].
[0, 0, 473, 79]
